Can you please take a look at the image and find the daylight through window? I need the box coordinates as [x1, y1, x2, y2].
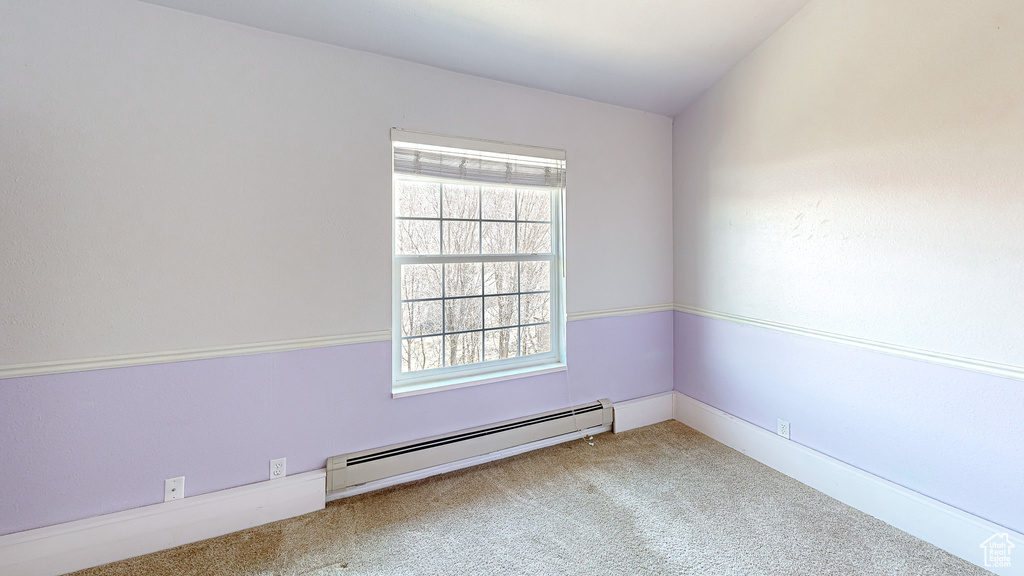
[392, 131, 566, 393]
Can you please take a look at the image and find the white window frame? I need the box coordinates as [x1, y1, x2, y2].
[391, 129, 567, 398]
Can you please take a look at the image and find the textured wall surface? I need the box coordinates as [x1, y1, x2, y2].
[0, 0, 674, 537]
[0, 312, 673, 535]
[674, 311, 1023, 534]
[673, 0, 1024, 367]
[0, 0, 672, 367]
[4, 0, 1022, 546]
[671, 0, 1024, 540]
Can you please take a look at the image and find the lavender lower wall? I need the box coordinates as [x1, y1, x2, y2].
[0, 311, 672, 536]
[17, 308, 1014, 539]
[674, 310, 1024, 534]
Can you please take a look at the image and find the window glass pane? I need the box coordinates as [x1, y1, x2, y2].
[396, 181, 440, 218]
[445, 297, 483, 332]
[517, 189, 550, 222]
[481, 222, 515, 254]
[445, 332, 482, 366]
[401, 301, 442, 337]
[521, 292, 550, 325]
[481, 186, 515, 221]
[445, 263, 482, 296]
[484, 261, 518, 295]
[401, 264, 442, 300]
[442, 184, 479, 219]
[521, 324, 551, 356]
[443, 220, 480, 254]
[484, 295, 518, 329]
[519, 261, 549, 293]
[396, 219, 440, 255]
[517, 222, 551, 254]
[393, 145, 563, 384]
[485, 328, 519, 361]
[402, 336, 443, 372]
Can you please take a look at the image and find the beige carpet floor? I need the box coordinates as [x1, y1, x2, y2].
[70, 421, 991, 575]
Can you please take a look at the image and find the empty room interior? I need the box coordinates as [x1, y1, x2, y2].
[1, 0, 1022, 574]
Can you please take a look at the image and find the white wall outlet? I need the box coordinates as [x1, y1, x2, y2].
[270, 457, 286, 480]
[777, 419, 791, 440]
[164, 476, 184, 502]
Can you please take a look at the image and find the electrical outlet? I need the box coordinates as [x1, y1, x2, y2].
[777, 419, 791, 440]
[164, 476, 185, 502]
[270, 457, 286, 480]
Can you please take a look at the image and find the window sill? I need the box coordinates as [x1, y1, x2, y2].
[392, 362, 567, 399]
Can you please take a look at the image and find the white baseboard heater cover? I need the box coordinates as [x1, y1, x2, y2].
[327, 399, 613, 495]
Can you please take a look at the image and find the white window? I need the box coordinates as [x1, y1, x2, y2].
[391, 129, 566, 396]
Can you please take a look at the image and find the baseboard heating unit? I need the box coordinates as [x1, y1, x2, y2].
[326, 399, 613, 498]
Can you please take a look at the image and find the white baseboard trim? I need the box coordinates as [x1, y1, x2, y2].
[0, 470, 326, 576]
[612, 391, 675, 433]
[672, 391, 1022, 575]
[327, 424, 611, 501]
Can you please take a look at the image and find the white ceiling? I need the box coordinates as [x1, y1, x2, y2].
[141, 0, 811, 116]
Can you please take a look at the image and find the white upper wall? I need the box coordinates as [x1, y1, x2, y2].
[0, 0, 672, 366]
[674, 0, 1024, 367]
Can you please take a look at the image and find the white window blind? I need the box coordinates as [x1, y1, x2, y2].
[393, 143, 566, 189]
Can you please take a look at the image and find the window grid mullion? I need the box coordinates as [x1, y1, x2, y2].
[517, 263, 522, 358]
[440, 255, 447, 368]
[402, 321, 550, 341]
[515, 190, 522, 357]
[402, 290, 547, 304]
[395, 160, 560, 380]
[479, 185, 485, 363]
[397, 216, 550, 225]
[396, 254, 553, 265]
[440, 183, 445, 368]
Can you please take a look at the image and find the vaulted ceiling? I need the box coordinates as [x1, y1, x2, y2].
[142, 0, 811, 116]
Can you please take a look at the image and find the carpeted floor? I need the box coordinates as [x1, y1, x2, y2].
[70, 421, 991, 575]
